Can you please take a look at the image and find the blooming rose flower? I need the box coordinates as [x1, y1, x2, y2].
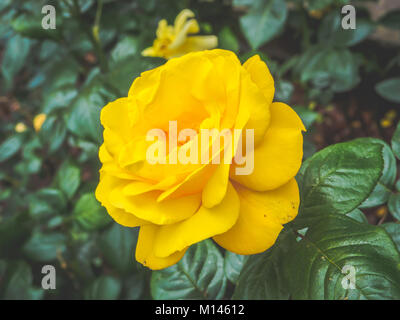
[142, 9, 217, 59]
[96, 49, 305, 270]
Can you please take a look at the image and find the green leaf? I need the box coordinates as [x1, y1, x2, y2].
[28, 188, 67, 219]
[39, 115, 67, 154]
[74, 193, 111, 231]
[84, 276, 122, 300]
[99, 224, 138, 273]
[55, 161, 81, 199]
[23, 232, 67, 262]
[382, 223, 400, 251]
[239, 0, 287, 49]
[233, 231, 295, 299]
[375, 78, 400, 103]
[388, 193, 400, 220]
[43, 85, 78, 114]
[359, 139, 396, 208]
[218, 27, 239, 52]
[285, 215, 400, 299]
[224, 251, 249, 284]
[296, 139, 384, 227]
[392, 121, 400, 160]
[294, 46, 360, 92]
[151, 240, 227, 299]
[67, 76, 116, 144]
[0, 134, 23, 163]
[1, 34, 31, 91]
[1, 261, 44, 300]
[346, 208, 368, 223]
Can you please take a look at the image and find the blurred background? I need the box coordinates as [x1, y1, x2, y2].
[0, 0, 399, 299]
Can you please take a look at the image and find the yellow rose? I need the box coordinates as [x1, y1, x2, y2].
[96, 49, 305, 270]
[142, 9, 217, 59]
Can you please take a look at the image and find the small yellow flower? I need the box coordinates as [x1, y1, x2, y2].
[15, 122, 27, 133]
[33, 113, 46, 132]
[142, 9, 217, 59]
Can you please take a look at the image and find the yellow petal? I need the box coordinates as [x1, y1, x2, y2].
[136, 224, 187, 270]
[169, 36, 218, 58]
[152, 182, 240, 257]
[231, 102, 305, 191]
[95, 173, 147, 227]
[243, 55, 275, 105]
[238, 68, 270, 146]
[174, 9, 196, 34]
[141, 47, 155, 57]
[169, 19, 199, 50]
[201, 162, 230, 208]
[100, 97, 135, 140]
[213, 179, 299, 254]
[109, 185, 202, 225]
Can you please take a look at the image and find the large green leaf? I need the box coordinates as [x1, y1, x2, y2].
[375, 78, 400, 103]
[233, 231, 295, 299]
[296, 139, 383, 227]
[239, 0, 287, 50]
[285, 215, 400, 299]
[224, 251, 249, 285]
[359, 138, 396, 208]
[99, 224, 138, 273]
[151, 240, 227, 299]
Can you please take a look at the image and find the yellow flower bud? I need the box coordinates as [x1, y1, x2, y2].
[33, 113, 47, 132]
